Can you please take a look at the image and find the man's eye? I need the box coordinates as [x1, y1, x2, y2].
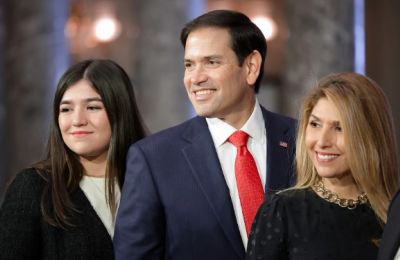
[208, 60, 219, 66]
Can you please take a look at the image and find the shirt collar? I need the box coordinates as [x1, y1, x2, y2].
[206, 99, 266, 147]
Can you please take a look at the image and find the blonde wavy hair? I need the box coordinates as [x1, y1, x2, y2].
[295, 72, 399, 223]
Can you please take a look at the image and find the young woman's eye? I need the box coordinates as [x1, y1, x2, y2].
[59, 107, 70, 113]
[87, 106, 101, 111]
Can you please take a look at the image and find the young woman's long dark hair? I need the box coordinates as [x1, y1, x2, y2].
[34, 59, 146, 228]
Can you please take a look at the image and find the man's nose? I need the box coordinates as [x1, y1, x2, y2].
[190, 65, 207, 85]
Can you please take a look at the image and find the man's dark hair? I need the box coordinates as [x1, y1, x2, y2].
[180, 9, 267, 92]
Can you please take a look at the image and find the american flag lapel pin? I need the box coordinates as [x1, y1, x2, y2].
[279, 141, 288, 148]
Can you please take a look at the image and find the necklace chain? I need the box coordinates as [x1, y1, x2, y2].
[313, 181, 368, 210]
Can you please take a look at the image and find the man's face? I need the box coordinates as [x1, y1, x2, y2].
[183, 27, 255, 128]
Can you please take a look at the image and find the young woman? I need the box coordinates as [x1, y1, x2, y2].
[247, 72, 398, 260]
[0, 59, 146, 259]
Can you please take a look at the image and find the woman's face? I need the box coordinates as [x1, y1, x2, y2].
[305, 98, 350, 180]
[58, 79, 111, 162]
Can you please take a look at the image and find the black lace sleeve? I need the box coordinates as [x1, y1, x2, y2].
[247, 193, 288, 260]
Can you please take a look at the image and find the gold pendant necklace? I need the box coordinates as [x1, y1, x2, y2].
[313, 181, 368, 210]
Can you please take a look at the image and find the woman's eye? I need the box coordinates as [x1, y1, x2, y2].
[309, 121, 319, 127]
[87, 106, 101, 111]
[59, 107, 70, 113]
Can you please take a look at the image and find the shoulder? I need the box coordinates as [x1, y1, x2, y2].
[390, 188, 400, 205]
[0, 168, 46, 217]
[130, 116, 207, 150]
[261, 189, 310, 211]
[253, 189, 311, 233]
[4, 168, 46, 203]
[276, 188, 309, 199]
[260, 106, 297, 126]
[260, 106, 297, 144]
[387, 188, 400, 215]
[5, 168, 46, 194]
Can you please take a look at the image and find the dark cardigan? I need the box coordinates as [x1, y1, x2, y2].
[0, 168, 114, 260]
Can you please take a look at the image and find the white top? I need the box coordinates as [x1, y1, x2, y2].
[79, 176, 121, 238]
[395, 247, 400, 260]
[206, 99, 267, 249]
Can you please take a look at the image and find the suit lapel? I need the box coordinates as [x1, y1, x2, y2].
[181, 117, 244, 258]
[261, 107, 295, 194]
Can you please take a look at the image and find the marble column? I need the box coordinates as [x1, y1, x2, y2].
[132, 0, 194, 133]
[282, 0, 354, 117]
[3, 0, 69, 188]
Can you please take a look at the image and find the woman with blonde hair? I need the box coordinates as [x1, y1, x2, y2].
[247, 72, 398, 260]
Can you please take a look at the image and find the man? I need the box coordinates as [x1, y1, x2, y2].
[379, 189, 400, 260]
[114, 10, 296, 260]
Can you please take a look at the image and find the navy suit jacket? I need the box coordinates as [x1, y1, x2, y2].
[378, 189, 400, 260]
[114, 106, 296, 260]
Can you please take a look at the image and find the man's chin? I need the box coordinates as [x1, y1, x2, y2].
[192, 108, 211, 118]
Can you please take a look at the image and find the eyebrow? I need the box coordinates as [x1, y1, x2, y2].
[309, 114, 340, 125]
[60, 97, 103, 105]
[184, 55, 223, 62]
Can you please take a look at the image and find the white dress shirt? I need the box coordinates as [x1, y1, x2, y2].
[206, 99, 267, 248]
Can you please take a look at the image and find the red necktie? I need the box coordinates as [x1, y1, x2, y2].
[228, 130, 264, 236]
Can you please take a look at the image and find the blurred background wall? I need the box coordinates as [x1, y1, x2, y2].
[0, 0, 399, 201]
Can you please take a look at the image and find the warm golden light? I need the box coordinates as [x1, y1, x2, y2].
[93, 17, 121, 42]
[252, 16, 277, 41]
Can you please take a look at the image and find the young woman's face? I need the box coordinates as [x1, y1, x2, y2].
[305, 98, 350, 180]
[58, 79, 111, 162]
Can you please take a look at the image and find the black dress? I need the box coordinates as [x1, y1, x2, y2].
[246, 188, 382, 260]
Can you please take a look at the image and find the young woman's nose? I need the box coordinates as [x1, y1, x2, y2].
[72, 109, 88, 126]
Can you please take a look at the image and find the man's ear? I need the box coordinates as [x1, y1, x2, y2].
[245, 50, 262, 86]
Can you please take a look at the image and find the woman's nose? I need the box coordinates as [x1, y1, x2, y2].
[316, 128, 333, 148]
[72, 109, 88, 126]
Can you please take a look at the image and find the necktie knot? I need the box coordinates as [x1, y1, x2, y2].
[228, 130, 249, 148]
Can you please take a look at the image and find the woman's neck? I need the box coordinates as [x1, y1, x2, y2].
[80, 154, 107, 177]
[321, 176, 361, 200]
